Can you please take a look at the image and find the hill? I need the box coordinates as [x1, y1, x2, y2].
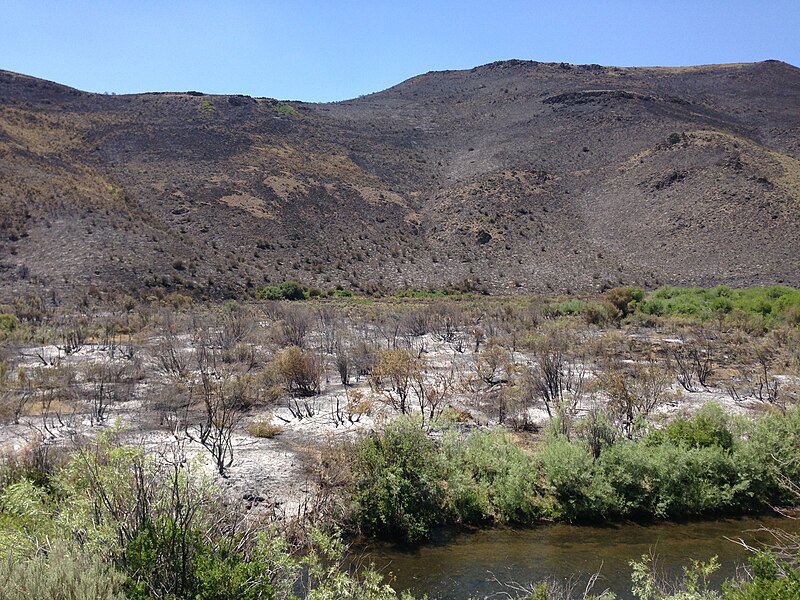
[1, 59, 799, 301]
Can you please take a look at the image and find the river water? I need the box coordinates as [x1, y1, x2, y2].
[359, 515, 800, 599]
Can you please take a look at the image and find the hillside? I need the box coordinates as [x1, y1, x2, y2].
[1, 59, 799, 302]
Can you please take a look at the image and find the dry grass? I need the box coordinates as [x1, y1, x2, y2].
[246, 418, 284, 438]
[22, 398, 76, 417]
[219, 193, 276, 219]
[769, 150, 800, 200]
[637, 63, 750, 74]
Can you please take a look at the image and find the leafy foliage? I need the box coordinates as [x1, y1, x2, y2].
[441, 430, 553, 524]
[259, 280, 309, 301]
[540, 436, 609, 521]
[722, 551, 800, 599]
[351, 408, 800, 540]
[0, 432, 410, 600]
[352, 417, 443, 544]
[0, 543, 126, 600]
[649, 403, 734, 450]
[639, 285, 800, 328]
[0, 313, 18, 334]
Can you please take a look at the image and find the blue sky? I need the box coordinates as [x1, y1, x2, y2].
[2, 1, 799, 102]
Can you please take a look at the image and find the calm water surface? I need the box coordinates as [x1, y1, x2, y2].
[359, 515, 800, 599]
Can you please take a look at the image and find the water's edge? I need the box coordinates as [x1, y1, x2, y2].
[354, 514, 800, 599]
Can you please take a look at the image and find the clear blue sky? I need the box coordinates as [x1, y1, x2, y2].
[3, 1, 799, 102]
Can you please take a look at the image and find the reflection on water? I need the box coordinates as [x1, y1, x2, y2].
[359, 515, 800, 599]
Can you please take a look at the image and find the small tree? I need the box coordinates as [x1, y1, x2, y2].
[274, 304, 314, 348]
[182, 325, 255, 476]
[474, 342, 511, 386]
[333, 338, 351, 386]
[213, 301, 255, 350]
[272, 346, 323, 396]
[531, 342, 587, 436]
[83, 360, 136, 425]
[599, 356, 674, 439]
[501, 366, 538, 430]
[429, 301, 463, 343]
[317, 306, 339, 355]
[350, 339, 378, 380]
[187, 371, 251, 476]
[151, 313, 191, 380]
[411, 369, 455, 428]
[351, 417, 443, 543]
[671, 334, 714, 392]
[371, 349, 421, 414]
[575, 404, 617, 458]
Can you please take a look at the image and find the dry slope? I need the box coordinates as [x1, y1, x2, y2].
[1, 59, 799, 301]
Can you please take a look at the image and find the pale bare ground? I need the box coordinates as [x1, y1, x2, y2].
[1, 329, 796, 519]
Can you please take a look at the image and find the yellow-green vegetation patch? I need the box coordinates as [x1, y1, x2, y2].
[392, 288, 465, 300]
[271, 103, 298, 117]
[639, 285, 800, 326]
[246, 418, 283, 438]
[641, 62, 750, 74]
[257, 280, 361, 301]
[769, 149, 800, 200]
[0, 313, 18, 333]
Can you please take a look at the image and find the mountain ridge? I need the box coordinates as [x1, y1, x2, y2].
[2, 58, 796, 100]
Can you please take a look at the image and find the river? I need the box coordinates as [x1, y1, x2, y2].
[359, 515, 800, 599]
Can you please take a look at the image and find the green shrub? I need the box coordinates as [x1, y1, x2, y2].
[348, 408, 800, 539]
[0, 438, 66, 490]
[438, 439, 491, 524]
[0, 545, 126, 600]
[441, 431, 553, 525]
[351, 417, 444, 543]
[546, 289, 643, 325]
[639, 298, 665, 316]
[605, 286, 644, 318]
[124, 523, 291, 600]
[0, 314, 17, 334]
[598, 441, 741, 518]
[272, 103, 298, 117]
[258, 280, 308, 301]
[551, 299, 587, 316]
[583, 301, 615, 326]
[393, 288, 453, 299]
[0, 432, 407, 600]
[628, 549, 800, 599]
[575, 408, 618, 458]
[641, 285, 800, 328]
[540, 436, 610, 521]
[631, 552, 721, 600]
[722, 551, 800, 599]
[649, 403, 734, 450]
[734, 406, 800, 505]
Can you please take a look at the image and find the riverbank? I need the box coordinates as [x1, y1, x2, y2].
[358, 515, 800, 600]
[348, 408, 800, 543]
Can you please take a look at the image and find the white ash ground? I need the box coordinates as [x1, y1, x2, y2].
[1, 331, 795, 518]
